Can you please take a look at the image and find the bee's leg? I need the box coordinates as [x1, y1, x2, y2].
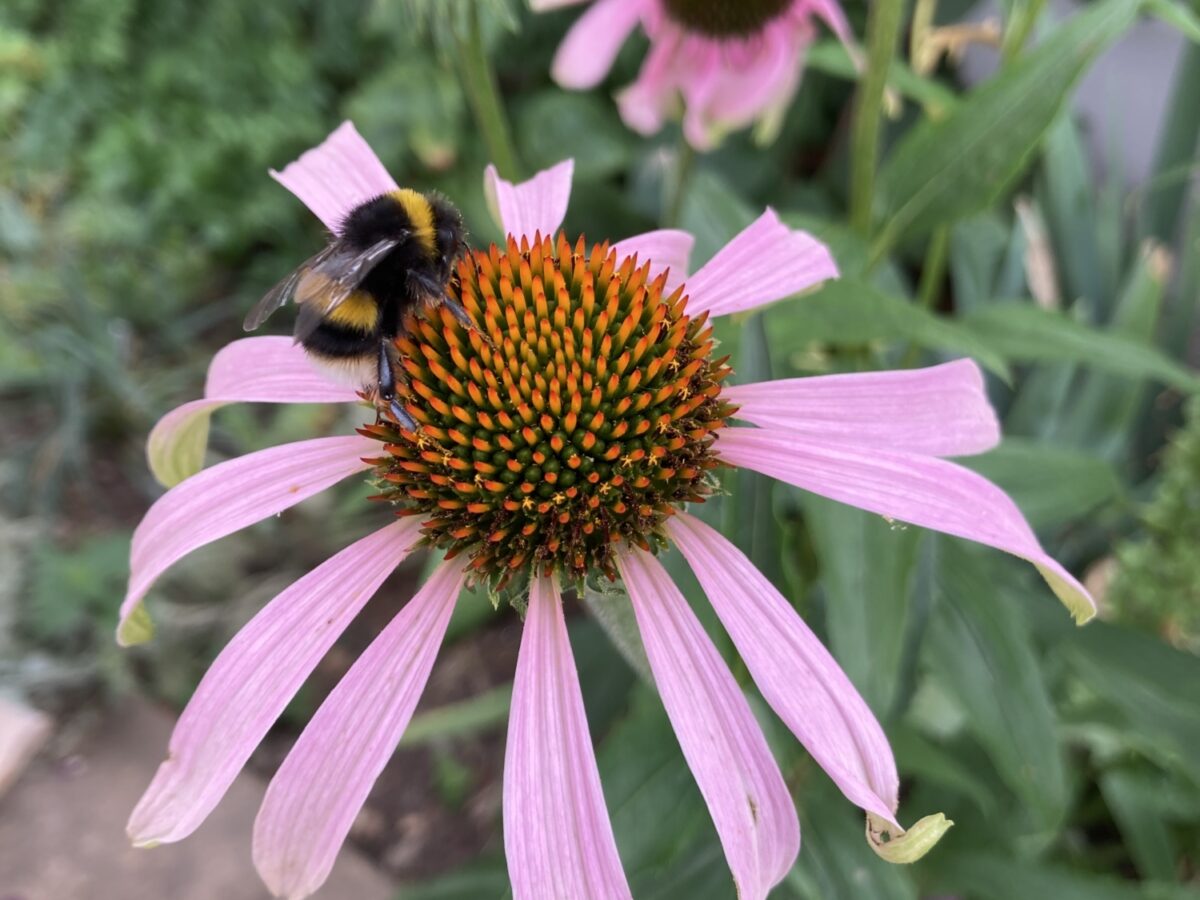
[440, 296, 476, 330]
[411, 272, 474, 326]
[376, 339, 416, 431]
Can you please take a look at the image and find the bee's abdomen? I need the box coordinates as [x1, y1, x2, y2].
[323, 290, 380, 332]
[300, 319, 378, 361]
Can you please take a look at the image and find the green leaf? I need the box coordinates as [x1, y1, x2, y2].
[960, 302, 1200, 393]
[949, 214, 1013, 314]
[788, 780, 919, 900]
[1063, 621, 1200, 784]
[1144, 0, 1200, 43]
[1142, 39, 1200, 245]
[582, 581, 653, 684]
[805, 39, 959, 120]
[398, 857, 511, 900]
[1038, 115, 1106, 311]
[730, 314, 785, 589]
[514, 90, 636, 181]
[957, 439, 1123, 529]
[890, 725, 1001, 816]
[401, 683, 511, 745]
[926, 541, 1067, 832]
[801, 493, 921, 714]
[762, 279, 1011, 380]
[1099, 768, 1181, 881]
[928, 852, 1186, 900]
[598, 688, 713, 883]
[679, 169, 756, 265]
[1052, 242, 1169, 457]
[876, 0, 1140, 247]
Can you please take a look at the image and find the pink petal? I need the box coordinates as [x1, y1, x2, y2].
[119, 435, 376, 646]
[615, 546, 799, 900]
[147, 337, 358, 488]
[270, 121, 399, 234]
[484, 160, 575, 245]
[550, 0, 646, 89]
[611, 228, 694, 294]
[685, 209, 838, 318]
[252, 561, 464, 900]
[505, 574, 631, 900]
[668, 512, 900, 824]
[127, 519, 423, 846]
[718, 428, 1097, 624]
[723, 360, 1000, 457]
[684, 30, 799, 146]
[617, 31, 684, 137]
[807, 0, 854, 45]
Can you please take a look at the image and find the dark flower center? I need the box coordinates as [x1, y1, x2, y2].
[661, 0, 792, 37]
[362, 234, 734, 594]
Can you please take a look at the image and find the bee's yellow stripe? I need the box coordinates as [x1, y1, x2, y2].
[391, 188, 436, 257]
[326, 290, 380, 331]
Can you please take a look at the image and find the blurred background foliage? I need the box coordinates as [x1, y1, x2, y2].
[1, 0, 1199, 896]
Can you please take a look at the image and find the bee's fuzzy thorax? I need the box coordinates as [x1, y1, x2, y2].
[388, 188, 437, 257]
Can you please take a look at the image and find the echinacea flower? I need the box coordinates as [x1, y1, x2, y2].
[121, 122, 1095, 899]
[534, 0, 853, 149]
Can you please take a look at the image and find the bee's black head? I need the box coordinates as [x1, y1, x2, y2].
[429, 194, 468, 278]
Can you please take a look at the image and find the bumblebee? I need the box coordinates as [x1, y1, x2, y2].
[245, 188, 469, 429]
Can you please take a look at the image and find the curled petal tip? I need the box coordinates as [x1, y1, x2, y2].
[117, 603, 155, 647]
[866, 812, 953, 864]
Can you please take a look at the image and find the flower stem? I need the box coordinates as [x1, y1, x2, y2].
[849, 0, 907, 236]
[663, 140, 696, 228]
[900, 226, 949, 366]
[456, 5, 521, 180]
[916, 226, 949, 311]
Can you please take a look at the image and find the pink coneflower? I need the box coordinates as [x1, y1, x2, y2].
[533, 0, 853, 149]
[121, 122, 1094, 899]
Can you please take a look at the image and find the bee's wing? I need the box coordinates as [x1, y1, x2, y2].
[242, 243, 340, 332]
[291, 237, 401, 343]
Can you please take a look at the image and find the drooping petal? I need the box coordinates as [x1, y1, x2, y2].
[270, 121, 399, 233]
[119, 435, 376, 646]
[550, 0, 647, 89]
[484, 160, 575, 245]
[808, 0, 854, 45]
[617, 29, 685, 137]
[611, 228, 694, 294]
[147, 337, 359, 488]
[127, 519, 423, 847]
[615, 546, 799, 900]
[505, 574, 631, 900]
[668, 513, 900, 823]
[723, 360, 1000, 457]
[684, 209, 838, 318]
[717, 428, 1097, 623]
[252, 561, 464, 900]
[683, 29, 799, 149]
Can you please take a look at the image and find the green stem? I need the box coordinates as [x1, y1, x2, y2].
[916, 226, 949, 311]
[900, 226, 948, 366]
[663, 140, 696, 228]
[456, 5, 521, 180]
[849, 0, 907, 236]
[1000, 0, 1047, 63]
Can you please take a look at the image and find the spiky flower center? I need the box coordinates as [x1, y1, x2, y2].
[362, 233, 734, 592]
[661, 0, 792, 37]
